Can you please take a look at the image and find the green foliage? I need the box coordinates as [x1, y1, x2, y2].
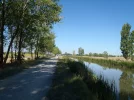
[103, 51, 108, 58]
[0, 0, 62, 65]
[52, 46, 61, 55]
[120, 23, 131, 60]
[78, 47, 84, 56]
[47, 58, 116, 100]
[68, 60, 116, 100]
[89, 52, 93, 56]
[47, 60, 94, 100]
[120, 23, 134, 60]
[73, 56, 134, 71]
[129, 30, 134, 60]
[68, 61, 91, 78]
[72, 56, 134, 100]
[89, 52, 113, 57]
[38, 33, 55, 53]
[119, 72, 134, 100]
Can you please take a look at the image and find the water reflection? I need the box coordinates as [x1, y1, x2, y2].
[120, 72, 134, 100]
[84, 62, 134, 100]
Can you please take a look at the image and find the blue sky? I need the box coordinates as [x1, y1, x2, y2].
[53, 0, 134, 55]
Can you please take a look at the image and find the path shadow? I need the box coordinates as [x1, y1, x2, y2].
[0, 59, 57, 100]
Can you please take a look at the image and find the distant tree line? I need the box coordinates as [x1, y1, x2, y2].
[76, 47, 117, 58]
[88, 51, 109, 58]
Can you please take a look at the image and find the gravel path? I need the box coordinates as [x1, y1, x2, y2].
[0, 58, 58, 100]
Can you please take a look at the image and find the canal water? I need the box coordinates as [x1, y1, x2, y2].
[84, 62, 134, 100]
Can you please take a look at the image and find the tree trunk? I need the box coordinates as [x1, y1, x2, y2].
[11, 42, 14, 63]
[34, 50, 36, 59]
[36, 36, 39, 58]
[14, 36, 18, 61]
[0, 0, 5, 68]
[4, 35, 16, 64]
[4, 25, 20, 64]
[31, 51, 33, 60]
[37, 50, 39, 58]
[15, 49, 17, 61]
[17, 31, 23, 64]
[10, 27, 14, 63]
[30, 44, 33, 59]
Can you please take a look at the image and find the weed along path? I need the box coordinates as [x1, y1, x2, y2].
[0, 58, 58, 100]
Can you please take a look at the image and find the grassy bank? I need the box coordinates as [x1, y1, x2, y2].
[0, 58, 45, 80]
[73, 56, 134, 70]
[47, 58, 116, 100]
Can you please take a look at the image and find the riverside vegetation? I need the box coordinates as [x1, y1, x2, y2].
[72, 56, 134, 70]
[47, 58, 116, 100]
[71, 56, 134, 100]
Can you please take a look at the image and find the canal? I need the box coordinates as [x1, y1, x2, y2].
[84, 61, 134, 100]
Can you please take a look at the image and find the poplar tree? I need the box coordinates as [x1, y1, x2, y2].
[129, 30, 134, 60]
[120, 23, 131, 60]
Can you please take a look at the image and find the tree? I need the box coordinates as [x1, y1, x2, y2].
[38, 33, 55, 54]
[120, 23, 131, 60]
[0, 0, 62, 66]
[52, 47, 61, 55]
[0, 0, 5, 67]
[129, 30, 134, 60]
[89, 52, 92, 56]
[82, 49, 84, 55]
[78, 47, 84, 56]
[103, 51, 108, 58]
[93, 53, 98, 57]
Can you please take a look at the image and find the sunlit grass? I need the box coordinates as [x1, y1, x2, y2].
[47, 58, 116, 100]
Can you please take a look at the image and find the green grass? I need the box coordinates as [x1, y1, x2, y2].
[47, 59, 96, 100]
[47, 58, 116, 100]
[72, 56, 134, 71]
[0, 58, 44, 80]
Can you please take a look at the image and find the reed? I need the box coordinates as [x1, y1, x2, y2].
[72, 56, 134, 70]
[47, 58, 116, 100]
